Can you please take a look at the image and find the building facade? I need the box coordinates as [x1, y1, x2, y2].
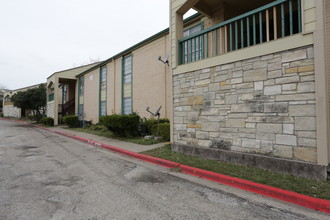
[170, 0, 329, 179]
[75, 30, 171, 124]
[2, 84, 43, 118]
[0, 89, 9, 115]
[46, 63, 100, 126]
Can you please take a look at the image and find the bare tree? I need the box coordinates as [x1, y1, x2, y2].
[72, 57, 101, 68]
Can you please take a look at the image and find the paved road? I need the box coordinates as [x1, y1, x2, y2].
[0, 120, 328, 219]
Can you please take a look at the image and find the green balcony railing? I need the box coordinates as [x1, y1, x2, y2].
[178, 0, 302, 65]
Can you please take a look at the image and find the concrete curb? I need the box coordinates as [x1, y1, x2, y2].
[179, 165, 330, 214]
[3, 118, 330, 214]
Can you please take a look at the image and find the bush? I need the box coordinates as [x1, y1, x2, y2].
[62, 115, 79, 128]
[28, 114, 44, 123]
[28, 115, 35, 121]
[100, 113, 140, 137]
[83, 124, 108, 132]
[0, 113, 3, 117]
[155, 123, 170, 141]
[143, 118, 170, 135]
[40, 117, 54, 126]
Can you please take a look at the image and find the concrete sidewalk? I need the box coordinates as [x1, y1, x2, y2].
[48, 126, 166, 153]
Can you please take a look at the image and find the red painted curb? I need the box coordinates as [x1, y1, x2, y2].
[179, 165, 330, 214]
[3, 118, 330, 214]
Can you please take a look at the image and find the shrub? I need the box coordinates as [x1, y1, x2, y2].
[62, 115, 79, 128]
[28, 115, 35, 121]
[143, 118, 170, 135]
[83, 123, 107, 132]
[40, 117, 54, 126]
[155, 123, 170, 141]
[0, 113, 3, 117]
[100, 113, 140, 137]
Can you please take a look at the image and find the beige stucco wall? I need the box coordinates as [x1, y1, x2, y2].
[83, 69, 99, 123]
[80, 33, 170, 123]
[326, 0, 330, 128]
[131, 34, 170, 119]
[324, 0, 330, 163]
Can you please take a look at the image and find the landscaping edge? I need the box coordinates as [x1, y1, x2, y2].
[3, 118, 330, 214]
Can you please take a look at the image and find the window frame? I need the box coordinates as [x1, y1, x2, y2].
[99, 65, 107, 117]
[121, 55, 133, 115]
[183, 22, 204, 63]
[78, 76, 84, 120]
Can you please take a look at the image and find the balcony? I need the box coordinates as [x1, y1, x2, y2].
[178, 0, 302, 65]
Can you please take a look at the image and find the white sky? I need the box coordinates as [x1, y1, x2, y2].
[0, 0, 195, 90]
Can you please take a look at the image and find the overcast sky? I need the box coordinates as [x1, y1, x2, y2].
[0, 0, 195, 90]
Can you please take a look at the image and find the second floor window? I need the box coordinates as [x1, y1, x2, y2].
[100, 66, 107, 116]
[122, 55, 132, 115]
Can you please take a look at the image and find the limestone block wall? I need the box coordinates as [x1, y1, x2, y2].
[46, 101, 55, 118]
[173, 46, 317, 163]
[3, 105, 21, 118]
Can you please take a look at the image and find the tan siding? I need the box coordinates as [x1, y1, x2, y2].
[303, 0, 316, 32]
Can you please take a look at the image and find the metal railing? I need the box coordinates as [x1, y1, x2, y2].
[178, 0, 302, 65]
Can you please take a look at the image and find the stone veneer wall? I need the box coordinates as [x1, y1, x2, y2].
[46, 102, 55, 118]
[173, 46, 317, 164]
[3, 105, 21, 118]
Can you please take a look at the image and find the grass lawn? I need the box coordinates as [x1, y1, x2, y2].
[142, 145, 330, 200]
[67, 127, 159, 145]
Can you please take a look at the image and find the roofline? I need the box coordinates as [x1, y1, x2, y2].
[76, 29, 169, 78]
[9, 83, 46, 93]
[76, 13, 201, 78]
[47, 62, 102, 80]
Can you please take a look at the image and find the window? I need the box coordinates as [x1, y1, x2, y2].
[100, 66, 107, 88]
[78, 77, 84, 120]
[79, 77, 84, 95]
[62, 85, 67, 104]
[183, 24, 202, 37]
[183, 23, 203, 63]
[78, 104, 84, 120]
[48, 93, 54, 101]
[122, 55, 132, 114]
[123, 97, 132, 115]
[100, 101, 106, 116]
[48, 86, 54, 102]
[99, 65, 107, 117]
[123, 56, 132, 83]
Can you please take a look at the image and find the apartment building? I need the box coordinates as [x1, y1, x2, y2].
[170, 0, 329, 179]
[0, 89, 9, 115]
[3, 84, 43, 118]
[75, 29, 171, 124]
[46, 14, 202, 126]
[46, 63, 100, 125]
